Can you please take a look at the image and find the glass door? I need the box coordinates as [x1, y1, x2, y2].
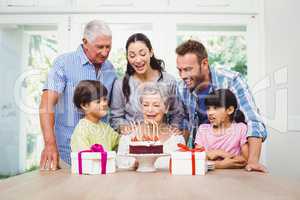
[0, 15, 68, 175]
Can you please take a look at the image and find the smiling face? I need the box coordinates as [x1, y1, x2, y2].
[82, 97, 108, 122]
[141, 93, 166, 124]
[176, 53, 209, 91]
[127, 41, 153, 75]
[83, 35, 112, 65]
[206, 105, 234, 128]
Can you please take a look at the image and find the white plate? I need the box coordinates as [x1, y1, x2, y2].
[123, 153, 170, 172]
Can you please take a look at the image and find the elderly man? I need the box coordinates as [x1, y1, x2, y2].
[176, 40, 268, 172]
[39, 20, 117, 170]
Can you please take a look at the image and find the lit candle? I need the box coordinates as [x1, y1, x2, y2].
[129, 121, 134, 141]
[155, 121, 159, 139]
[135, 121, 141, 140]
[148, 121, 151, 140]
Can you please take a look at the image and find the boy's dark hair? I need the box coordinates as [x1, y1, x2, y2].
[204, 89, 245, 123]
[176, 40, 208, 65]
[73, 80, 108, 109]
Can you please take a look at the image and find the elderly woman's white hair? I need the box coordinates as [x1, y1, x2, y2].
[138, 83, 171, 111]
[83, 20, 112, 42]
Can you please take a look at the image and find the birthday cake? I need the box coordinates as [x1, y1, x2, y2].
[129, 138, 163, 154]
[129, 121, 163, 154]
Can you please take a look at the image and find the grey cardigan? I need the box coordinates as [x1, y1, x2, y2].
[110, 72, 184, 130]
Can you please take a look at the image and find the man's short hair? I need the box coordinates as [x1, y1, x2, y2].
[176, 40, 208, 65]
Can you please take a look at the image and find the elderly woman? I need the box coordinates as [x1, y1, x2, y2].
[117, 83, 185, 169]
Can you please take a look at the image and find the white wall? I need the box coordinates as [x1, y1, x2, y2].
[0, 28, 23, 175]
[264, 0, 300, 180]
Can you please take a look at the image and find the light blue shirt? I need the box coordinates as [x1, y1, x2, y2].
[43, 45, 117, 164]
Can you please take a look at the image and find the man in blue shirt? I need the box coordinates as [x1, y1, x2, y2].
[176, 40, 267, 172]
[39, 20, 117, 170]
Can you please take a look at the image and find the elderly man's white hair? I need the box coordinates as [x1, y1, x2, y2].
[83, 20, 112, 42]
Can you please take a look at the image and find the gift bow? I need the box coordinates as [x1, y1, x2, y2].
[78, 144, 107, 175]
[177, 143, 205, 153]
[171, 144, 205, 175]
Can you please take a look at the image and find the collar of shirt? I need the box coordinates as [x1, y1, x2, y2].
[77, 44, 90, 66]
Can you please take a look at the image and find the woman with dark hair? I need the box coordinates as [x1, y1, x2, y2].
[110, 33, 184, 132]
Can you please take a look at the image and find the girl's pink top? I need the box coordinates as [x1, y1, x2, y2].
[195, 123, 247, 156]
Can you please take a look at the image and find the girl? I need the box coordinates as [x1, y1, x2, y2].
[117, 83, 185, 169]
[71, 80, 119, 152]
[110, 33, 184, 131]
[195, 89, 248, 169]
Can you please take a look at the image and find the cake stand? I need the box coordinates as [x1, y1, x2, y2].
[127, 153, 169, 172]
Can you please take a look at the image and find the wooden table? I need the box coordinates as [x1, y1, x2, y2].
[1, 168, 299, 200]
